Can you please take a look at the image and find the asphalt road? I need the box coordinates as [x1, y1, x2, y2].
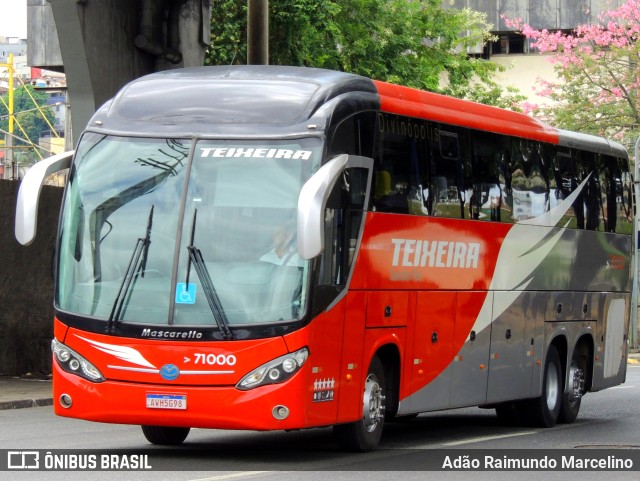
[2, 365, 640, 481]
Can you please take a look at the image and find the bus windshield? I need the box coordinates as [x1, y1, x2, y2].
[56, 134, 320, 329]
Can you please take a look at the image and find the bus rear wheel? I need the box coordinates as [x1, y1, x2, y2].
[141, 425, 190, 445]
[558, 351, 585, 423]
[333, 356, 386, 451]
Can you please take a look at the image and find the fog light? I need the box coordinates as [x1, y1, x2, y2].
[272, 405, 289, 420]
[59, 393, 72, 408]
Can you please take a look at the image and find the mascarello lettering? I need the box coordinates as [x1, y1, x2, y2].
[141, 329, 202, 339]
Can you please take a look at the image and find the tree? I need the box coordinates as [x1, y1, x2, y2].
[206, 0, 525, 109]
[0, 84, 56, 161]
[505, 1, 640, 152]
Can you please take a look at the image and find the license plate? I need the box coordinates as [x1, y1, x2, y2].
[146, 394, 187, 410]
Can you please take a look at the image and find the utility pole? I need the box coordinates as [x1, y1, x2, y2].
[632, 137, 640, 349]
[0, 54, 14, 179]
[247, 0, 269, 65]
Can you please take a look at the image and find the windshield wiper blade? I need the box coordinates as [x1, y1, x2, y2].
[106, 205, 154, 333]
[186, 209, 234, 340]
[140, 205, 154, 277]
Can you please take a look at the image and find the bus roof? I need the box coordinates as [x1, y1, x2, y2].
[92, 66, 627, 158]
[98, 66, 375, 131]
[374, 80, 627, 158]
[374, 79, 560, 144]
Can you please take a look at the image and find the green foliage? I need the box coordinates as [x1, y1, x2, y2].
[0, 85, 56, 157]
[508, 3, 640, 154]
[205, 0, 519, 106]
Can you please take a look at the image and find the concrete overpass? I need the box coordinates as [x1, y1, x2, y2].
[27, 0, 212, 146]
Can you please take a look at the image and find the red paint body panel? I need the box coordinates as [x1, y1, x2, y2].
[300, 299, 345, 425]
[53, 298, 365, 429]
[411, 292, 457, 388]
[351, 212, 512, 291]
[365, 291, 409, 328]
[63, 325, 288, 386]
[373, 80, 561, 145]
[337, 291, 367, 421]
[351, 213, 509, 403]
[52, 361, 311, 430]
[54, 318, 69, 343]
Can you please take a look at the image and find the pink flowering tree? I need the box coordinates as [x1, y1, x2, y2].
[506, 0, 640, 151]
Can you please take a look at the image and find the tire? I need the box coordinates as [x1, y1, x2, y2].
[528, 345, 562, 427]
[333, 356, 386, 451]
[141, 425, 190, 445]
[558, 350, 585, 424]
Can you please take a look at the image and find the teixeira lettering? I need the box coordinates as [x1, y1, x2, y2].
[200, 147, 312, 160]
[391, 238, 480, 269]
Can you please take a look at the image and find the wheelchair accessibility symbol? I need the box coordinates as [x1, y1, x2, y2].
[175, 283, 196, 304]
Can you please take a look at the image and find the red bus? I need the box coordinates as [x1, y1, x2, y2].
[16, 66, 633, 451]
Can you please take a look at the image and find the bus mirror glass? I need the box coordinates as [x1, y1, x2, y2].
[15, 150, 74, 245]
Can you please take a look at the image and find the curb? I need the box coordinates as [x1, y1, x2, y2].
[0, 398, 54, 410]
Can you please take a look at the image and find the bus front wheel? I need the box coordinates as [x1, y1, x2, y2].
[333, 356, 386, 451]
[141, 425, 190, 445]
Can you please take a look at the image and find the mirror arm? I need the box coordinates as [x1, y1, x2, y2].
[297, 154, 373, 260]
[15, 151, 74, 245]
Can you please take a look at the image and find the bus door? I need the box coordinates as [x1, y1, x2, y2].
[486, 291, 545, 403]
[405, 291, 456, 412]
[449, 292, 492, 407]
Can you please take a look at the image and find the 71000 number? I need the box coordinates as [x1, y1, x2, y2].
[194, 353, 237, 366]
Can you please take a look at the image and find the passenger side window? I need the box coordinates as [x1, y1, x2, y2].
[372, 114, 428, 215]
[509, 139, 551, 222]
[469, 131, 504, 221]
[428, 127, 469, 219]
[552, 149, 602, 230]
[600, 156, 633, 234]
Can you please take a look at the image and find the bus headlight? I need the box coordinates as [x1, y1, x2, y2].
[237, 347, 308, 390]
[52, 338, 105, 383]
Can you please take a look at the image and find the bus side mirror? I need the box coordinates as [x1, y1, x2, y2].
[297, 154, 372, 260]
[15, 150, 74, 245]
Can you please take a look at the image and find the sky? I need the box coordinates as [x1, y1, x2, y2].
[0, 0, 27, 38]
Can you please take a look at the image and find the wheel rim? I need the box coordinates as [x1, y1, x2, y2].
[546, 361, 559, 411]
[567, 360, 585, 406]
[362, 372, 385, 432]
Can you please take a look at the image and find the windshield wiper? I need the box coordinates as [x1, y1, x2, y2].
[105, 205, 154, 333]
[186, 209, 234, 340]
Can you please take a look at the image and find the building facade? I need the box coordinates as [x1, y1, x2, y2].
[444, 1, 628, 106]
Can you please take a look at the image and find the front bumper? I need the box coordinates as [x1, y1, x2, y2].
[52, 361, 311, 430]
